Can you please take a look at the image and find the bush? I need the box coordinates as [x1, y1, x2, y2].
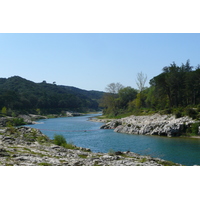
[184, 108, 198, 119]
[191, 123, 200, 135]
[11, 118, 26, 126]
[160, 109, 172, 115]
[197, 104, 200, 112]
[175, 111, 182, 118]
[53, 134, 76, 149]
[186, 123, 200, 136]
[53, 134, 67, 146]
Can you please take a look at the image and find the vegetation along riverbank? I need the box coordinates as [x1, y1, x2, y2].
[99, 60, 200, 137]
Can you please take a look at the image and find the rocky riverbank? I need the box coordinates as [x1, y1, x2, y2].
[100, 114, 199, 137]
[0, 114, 47, 127]
[66, 111, 84, 117]
[0, 126, 181, 166]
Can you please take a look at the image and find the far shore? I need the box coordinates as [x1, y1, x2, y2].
[89, 114, 200, 139]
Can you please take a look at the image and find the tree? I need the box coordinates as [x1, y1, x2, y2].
[136, 72, 147, 92]
[135, 72, 147, 109]
[100, 83, 124, 116]
[118, 87, 137, 108]
[1, 106, 7, 115]
[105, 82, 124, 94]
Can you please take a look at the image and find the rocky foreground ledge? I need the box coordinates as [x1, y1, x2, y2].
[0, 127, 181, 166]
[100, 114, 199, 137]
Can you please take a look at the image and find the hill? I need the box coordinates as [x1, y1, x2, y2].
[0, 76, 104, 114]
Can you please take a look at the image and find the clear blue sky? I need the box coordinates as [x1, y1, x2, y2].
[1, 33, 200, 91]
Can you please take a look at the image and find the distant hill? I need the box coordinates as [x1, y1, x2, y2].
[0, 76, 104, 114]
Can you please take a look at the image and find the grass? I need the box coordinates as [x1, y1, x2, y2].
[46, 115, 58, 119]
[23, 147, 31, 152]
[139, 157, 148, 163]
[38, 162, 52, 166]
[78, 154, 88, 159]
[158, 160, 179, 166]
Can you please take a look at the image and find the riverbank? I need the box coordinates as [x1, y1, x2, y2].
[0, 114, 48, 127]
[92, 114, 200, 137]
[0, 126, 181, 166]
[0, 111, 86, 127]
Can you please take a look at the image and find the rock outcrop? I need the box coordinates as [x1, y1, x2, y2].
[66, 111, 84, 117]
[0, 127, 181, 166]
[19, 114, 47, 124]
[0, 117, 12, 127]
[0, 114, 47, 127]
[100, 114, 197, 137]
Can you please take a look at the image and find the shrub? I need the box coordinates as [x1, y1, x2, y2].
[53, 134, 76, 149]
[53, 134, 67, 146]
[8, 118, 26, 126]
[197, 104, 200, 112]
[139, 157, 147, 163]
[185, 108, 198, 119]
[160, 109, 172, 115]
[37, 136, 49, 144]
[191, 123, 200, 135]
[64, 142, 76, 149]
[173, 107, 184, 118]
[158, 160, 179, 166]
[175, 111, 182, 118]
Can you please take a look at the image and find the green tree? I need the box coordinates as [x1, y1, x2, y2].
[1, 106, 7, 115]
[36, 108, 41, 115]
[100, 83, 124, 116]
[118, 87, 137, 109]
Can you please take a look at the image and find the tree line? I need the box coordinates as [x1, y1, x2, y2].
[0, 76, 104, 115]
[100, 60, 200, 119]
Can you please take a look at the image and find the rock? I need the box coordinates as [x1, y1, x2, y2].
[0, 115, 47, 127]
[66, 111, 84, 117]
[115, 151, 123, 155]
[101, 114, 197, 137]
[100, 120, 122, 129]
[0, 126, 182, 166]
[0, 117, 13, 127]
[18, 115, 32, 124]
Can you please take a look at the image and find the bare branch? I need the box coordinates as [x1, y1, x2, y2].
[136, 72, 147, 92]
[105, 82, 124, 94]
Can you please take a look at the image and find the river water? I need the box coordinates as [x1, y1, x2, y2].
[25, 114, 200, 166]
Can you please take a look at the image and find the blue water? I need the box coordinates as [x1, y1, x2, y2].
[25, 114, 200, 166]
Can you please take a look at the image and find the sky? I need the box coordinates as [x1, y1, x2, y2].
[1, 33, 200, 91]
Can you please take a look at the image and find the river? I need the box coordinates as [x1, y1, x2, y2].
[25, 114, 200, 166]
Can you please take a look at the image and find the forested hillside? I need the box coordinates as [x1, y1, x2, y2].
[100, 60, 200, 119]
[0, 76, 104, 114]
